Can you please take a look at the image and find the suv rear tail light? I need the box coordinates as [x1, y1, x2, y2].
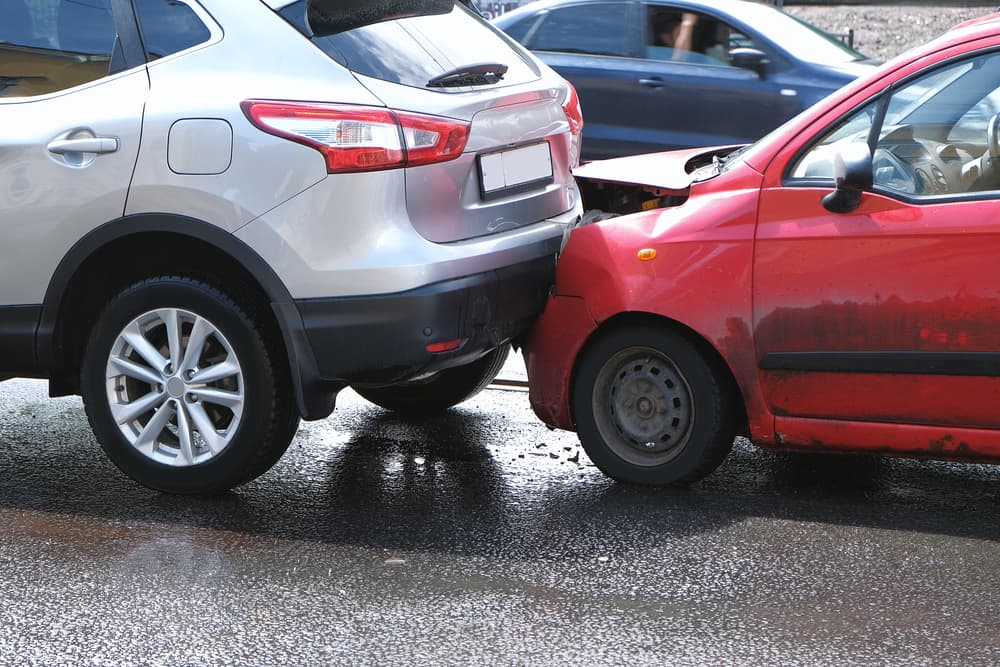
[241, 100, 470, 173]
[561, 83, 584, 167]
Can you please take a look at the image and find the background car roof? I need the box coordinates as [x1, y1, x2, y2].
[497, 0, 793, 21]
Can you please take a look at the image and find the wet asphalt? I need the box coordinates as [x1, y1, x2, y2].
[1, 359, 999, 666]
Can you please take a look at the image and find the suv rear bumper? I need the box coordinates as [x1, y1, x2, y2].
[296, 253, 557, 386]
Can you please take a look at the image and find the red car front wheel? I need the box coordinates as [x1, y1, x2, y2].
[572, 325, 737, 485]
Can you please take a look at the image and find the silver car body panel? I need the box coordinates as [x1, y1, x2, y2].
[0, 0, 581, 394]
[354, 76, 576, 243]
[126, 0, 381, 231]
[127, 0, 579, 298]
[0, 70, 148, 304]
[236, 175, 580, 299]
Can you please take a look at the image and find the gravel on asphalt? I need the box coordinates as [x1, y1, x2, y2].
[786, 4, 997, 61]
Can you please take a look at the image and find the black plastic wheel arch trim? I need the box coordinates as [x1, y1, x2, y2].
[38, 213, 341, 420]
[0, 305, 43, 374]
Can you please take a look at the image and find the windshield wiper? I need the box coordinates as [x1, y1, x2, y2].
[427, 63, 507, 88]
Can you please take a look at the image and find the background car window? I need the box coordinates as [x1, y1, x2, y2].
[134, 0, 211, 60]
[494, 13, 540, 42]
[645, 7, 739, 66]
[528, 3, 630, 58]
[0, 0, 115, 98]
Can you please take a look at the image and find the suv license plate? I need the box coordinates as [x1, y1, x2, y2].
[478, 142, 553, 201]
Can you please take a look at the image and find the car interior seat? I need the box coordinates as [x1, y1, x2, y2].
[703, 22, 730, 64]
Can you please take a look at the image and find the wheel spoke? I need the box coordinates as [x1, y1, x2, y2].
[189, 386, 243, 409]
[189, 359, 240, 385]
[163, 308, 184, 372]
[122, 325, 169, 374]
[180, 316, 212, 373]
[105, 304, 246, 469]
[187, 402, 227, 454]
[112, 389, 166, 425]
[175, 401, 196, 466]
[596, 347, 694, 464]
[132, 401, 176, 457]
[108, 356, 162, 386]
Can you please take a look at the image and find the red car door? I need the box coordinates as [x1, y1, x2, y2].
[752, 50, 1000, 432]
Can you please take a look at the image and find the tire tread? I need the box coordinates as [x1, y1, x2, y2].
[354, 344, 510, 416]
[572, 324, 736, 486]
[81, 275, 298, 494]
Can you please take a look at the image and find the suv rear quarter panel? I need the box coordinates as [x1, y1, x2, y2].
[130, 0, 581, 300]
[403, 93, 576, 243]
[125, 0, 383, 231]
[234, 174, 577, 299]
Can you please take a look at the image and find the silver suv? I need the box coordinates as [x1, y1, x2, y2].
[0, 0, 582, 493]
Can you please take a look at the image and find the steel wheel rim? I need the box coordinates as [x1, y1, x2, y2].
[105, 308, 245, 467]
[591, 346, 694, 467]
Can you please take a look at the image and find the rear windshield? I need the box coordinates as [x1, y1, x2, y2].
[279, 1, 539, 89]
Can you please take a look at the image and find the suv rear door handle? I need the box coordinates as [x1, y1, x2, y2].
[638, 77, 666, 88]
[47, 137, 119, 155]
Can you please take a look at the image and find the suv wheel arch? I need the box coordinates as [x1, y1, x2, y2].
[39, 213, 340, 420]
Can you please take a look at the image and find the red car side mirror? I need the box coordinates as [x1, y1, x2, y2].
[822, 142, 873, 213]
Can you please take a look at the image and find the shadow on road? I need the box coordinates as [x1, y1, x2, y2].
[0, 398, 999, 558]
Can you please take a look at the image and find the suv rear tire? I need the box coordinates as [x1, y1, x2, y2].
[353, 344, 509, 417]
[80, 276, 299, 494]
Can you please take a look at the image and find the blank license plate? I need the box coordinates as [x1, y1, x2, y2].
[478, 142, 553, 200]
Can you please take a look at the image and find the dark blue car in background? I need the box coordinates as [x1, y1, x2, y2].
[494, 0, 878, 159]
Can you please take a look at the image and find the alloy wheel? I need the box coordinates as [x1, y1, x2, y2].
[104, 308, 245, 467]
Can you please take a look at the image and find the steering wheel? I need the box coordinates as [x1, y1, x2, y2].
[988, 112, 1000, 159]
[968, 112, 1000, 191]
[873, 147, 919, 195]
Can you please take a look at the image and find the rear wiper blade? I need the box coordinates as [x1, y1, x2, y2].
[427, 63, 508, 88]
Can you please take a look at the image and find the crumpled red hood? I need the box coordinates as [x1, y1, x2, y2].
[572, 145, 743, 194]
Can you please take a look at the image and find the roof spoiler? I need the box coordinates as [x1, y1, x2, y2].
[307, 0, 453, 36]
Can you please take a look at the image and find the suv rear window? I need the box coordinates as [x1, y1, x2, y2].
[134, 0, 211, 60]
[280, 1, 538, 89]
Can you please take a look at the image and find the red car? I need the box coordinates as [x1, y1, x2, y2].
[524, 13, 1000, 485]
